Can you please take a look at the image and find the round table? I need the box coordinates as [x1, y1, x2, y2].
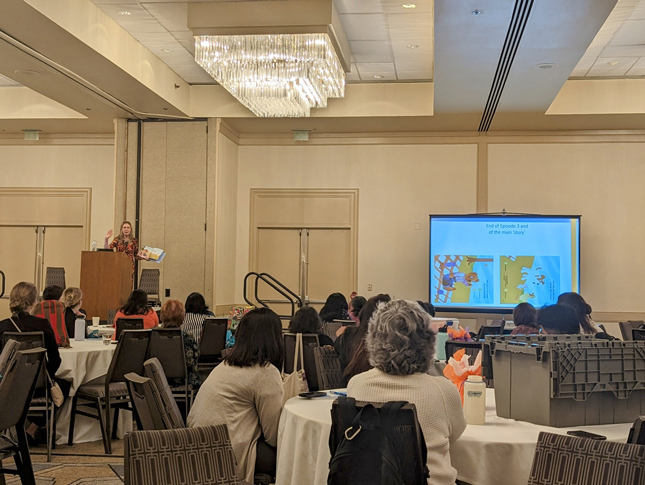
[55, 338, 132, 445]
[275, 389, 632, 485]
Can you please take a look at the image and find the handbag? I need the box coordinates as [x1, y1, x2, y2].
[282, 333, 309, 404]
[9, 316, 64, 406]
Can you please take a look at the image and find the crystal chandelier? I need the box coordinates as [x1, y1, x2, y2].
[195, 33, 345, 118]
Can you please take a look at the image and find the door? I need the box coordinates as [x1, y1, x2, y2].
[306, 229, 352, 309]
[0, 226, 37, 318]
[42, 226, 85, 288]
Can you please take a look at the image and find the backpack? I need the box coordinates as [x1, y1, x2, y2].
[328, 397, 426, 485]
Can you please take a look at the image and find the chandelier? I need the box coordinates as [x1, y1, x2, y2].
[195, 33, 346, 118]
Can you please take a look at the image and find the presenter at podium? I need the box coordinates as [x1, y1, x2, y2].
[104, 221, 142, 278]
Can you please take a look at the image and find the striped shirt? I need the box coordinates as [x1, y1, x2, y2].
[181, 313, 208, 343]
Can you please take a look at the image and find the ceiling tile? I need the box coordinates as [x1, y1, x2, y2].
[391, 39, 432, 66]
[356, 63, 396, 80]
[346, 64, 361, 81]
[335, 0, 384, 14]
[0, 73, 21, 87]
[609, 20, 645, 45]
[349, 41, 393, 63]
[338, 14, 389, 41]
[140, 2, 189, 32]
[625, 56, 645, 75]
[382, 0, 433, 14]
[569, 67, 591, 77]
[387, 13, 433, 41]
[587, 57, 639, 76]
[573, 57, 596, 70]
[397, 70, 433, 80]
[601, 44, 645, 57]
[628, 3, 645, 20]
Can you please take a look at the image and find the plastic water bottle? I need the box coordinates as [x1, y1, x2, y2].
[91, 240, 97, 251]
[463, 375, 486, 425]
[74, 316, 86, 341]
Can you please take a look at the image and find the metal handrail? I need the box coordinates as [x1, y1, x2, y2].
[0, 270, 5, 299]
[243, 272, 302, 318]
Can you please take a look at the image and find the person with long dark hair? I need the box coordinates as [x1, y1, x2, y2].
[510, 302, 539, 335]
[288, 306, 333, 346]
[557, 292, 600, 334]
[319, 292, 349, 323]
[181, 292, 214, 343]
[336, 293, 391, 383]
[188, 308, 284, 483]
[112, 289, 158, 336]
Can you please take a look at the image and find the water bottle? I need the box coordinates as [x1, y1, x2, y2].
[463, 375, 486, 425]
[74, 316, 86, 341]
[91, 240, 97, 251]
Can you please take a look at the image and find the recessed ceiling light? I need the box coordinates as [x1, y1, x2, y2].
[535, 63, 559, 70]
[407, 44, 419, 49]
[14, 69, 40, 76]
[373, 75, 385, 79]
[607, 61, 620, 66]
[402, 4, 416, 9]
[161, 48, 173, 53]
[116, 10, 131, 16]
[472, 9, 483, 16]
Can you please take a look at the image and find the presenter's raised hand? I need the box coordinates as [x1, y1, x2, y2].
[105, 229, 113, 239]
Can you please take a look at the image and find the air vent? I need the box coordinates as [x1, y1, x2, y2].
[478, 0, 535, 132]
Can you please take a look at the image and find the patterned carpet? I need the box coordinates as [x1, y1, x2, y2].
[3, 439, 125, 484]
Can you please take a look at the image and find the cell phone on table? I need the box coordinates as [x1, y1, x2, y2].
[299, 391, 327, 398]
[566, 430, 607, 441]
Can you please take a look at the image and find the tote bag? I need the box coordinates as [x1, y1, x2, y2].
[282, 333, 308, 404]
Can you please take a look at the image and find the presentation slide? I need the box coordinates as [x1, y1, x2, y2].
[429, 215, 580, 311]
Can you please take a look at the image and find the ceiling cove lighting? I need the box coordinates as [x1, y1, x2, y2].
[195, 34, 345, 117]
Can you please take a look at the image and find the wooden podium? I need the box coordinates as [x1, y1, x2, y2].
[80, 251, 132, 320]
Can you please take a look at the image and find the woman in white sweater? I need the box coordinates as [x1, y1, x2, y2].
[347, 299, 467, 485]
[187, 307, 284, 483]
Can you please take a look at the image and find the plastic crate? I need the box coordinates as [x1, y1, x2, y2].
[489, 337, 645, 427]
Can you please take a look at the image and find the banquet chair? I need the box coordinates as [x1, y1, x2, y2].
[124, 425, 241, 485]
[329, 397, 428, 485]
[0, 339, 20, 381]
[124, 372, 168, 431]
[628, 416, 645, 445]
[198, 317, 228, 370]
[68, 329, 151, 454]
[633, 328, 645, 341]
[143, 358, 185, 429]
[313, 346, 344, 390]
[284, 333, 320, 391]
[0, 348, 47, 485]
[527, 431, 645, 485]
[147, 328, 192, 413]
[2, 332, 56, 462]
[115, 318, 144, 340]
[477, 323, 505, 339]
[139, 269, 160, 306]
[44, 267, 65, 289]
[444, 340, 483, 363]
[323, 322, 343, 342]
[619, 320, 645, 341]
[107, 309, 117, 327]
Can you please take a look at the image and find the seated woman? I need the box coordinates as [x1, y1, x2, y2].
[337, 293, 391, 383]
[61, 287, 86, 338]
[113, 289, 159, 337]
[510, 302, 538, 335]
[288, 306, 334, 346]
[319, 292, 349, 323]
[181, 292, 214, 343]
[557, 292, 601, 334]
[32, 285, 69, 346]
[188, 308, 284, 483]
[347, 300, 466, 485]
[159, 300, 200, 388]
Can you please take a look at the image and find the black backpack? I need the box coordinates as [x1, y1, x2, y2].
[328, 397, 428, 485]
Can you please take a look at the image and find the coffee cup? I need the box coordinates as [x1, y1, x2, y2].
[92, 317, 100, 327]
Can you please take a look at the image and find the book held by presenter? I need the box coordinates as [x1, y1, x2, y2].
[137, 246, 166, 263]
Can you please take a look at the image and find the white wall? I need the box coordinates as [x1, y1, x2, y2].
[234, 144, 478, 303]
[0, 143, 115, 245]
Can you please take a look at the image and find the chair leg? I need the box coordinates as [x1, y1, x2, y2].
[96, 398, 110, 455]
[111, 405, 120, 439]
[103, 395, 112, 455]
[68, 394, 78, 446]
[15, 428, 36, 485]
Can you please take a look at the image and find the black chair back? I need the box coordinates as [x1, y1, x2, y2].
[0, 348, 46, 431]
[284, 333, 320, 391]
[329, 398, 427, 485]
[107, 309, 117, 326]
[445, 340, 483, 364]
[148, 328, 186, 380]
[115, 318, 144, 340]
[0, 339, 20, 382]
[633, 328, 645, 341]
[106, 330, 151, 384]
[2, 332, 47, 388]
[199, 318, 228, 364]
[125, 372, 166, 431]
[477, 323, 505, 339]
[314, 346, 344, 390]
[620, 320, 645, 341]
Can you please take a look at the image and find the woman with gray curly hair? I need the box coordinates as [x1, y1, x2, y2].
[347, 299, 466, 485]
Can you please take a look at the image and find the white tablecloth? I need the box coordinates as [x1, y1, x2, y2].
[276, 389, 632, 485]
[55, 339, 132, 445]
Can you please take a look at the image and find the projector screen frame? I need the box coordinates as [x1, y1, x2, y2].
[428, 213, 581, 315]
